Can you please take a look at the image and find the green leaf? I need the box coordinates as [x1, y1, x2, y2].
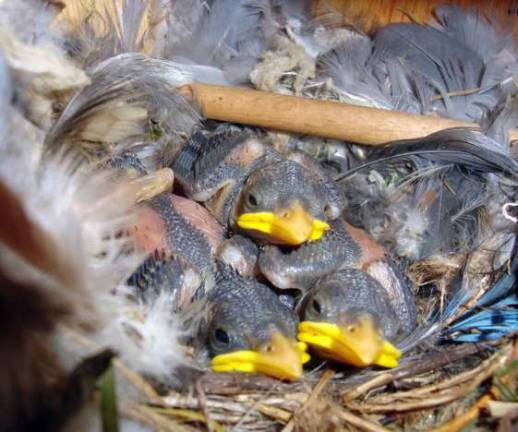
[99, 362, 119, 432]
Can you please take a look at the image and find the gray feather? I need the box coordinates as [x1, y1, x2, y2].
[0, 53, 10, 142]
[433, 5, 514, 64]
[339, 128, 517, 260]
[168, 0, 278, 84]
[339, 129, 518, 181]
[317, 6, 518, 124]
[319, 36, 394, 109]
[0, 0, 60, 45]
[45, 54, 199, 167]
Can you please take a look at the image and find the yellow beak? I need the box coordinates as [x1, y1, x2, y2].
[298, 317, 401, 368]
[211, 332, 310, 381]
[236, 202, 329, 245]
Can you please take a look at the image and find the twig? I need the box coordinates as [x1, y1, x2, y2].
[348, 344, 512, 413]
[196, 380, 213, 432]
[281, 369, 335, 432]
[430, 395, 491, 432]
[341, 344, 486, 403]
[231, 382, 281, 431]
[430, 88, 481, 101]
[342, 374, 393, 403]
[254, 403, 292, 423]
[350, 393, 464, 412]
[330, 402, 391, 432]
[200, 372, 293, 395]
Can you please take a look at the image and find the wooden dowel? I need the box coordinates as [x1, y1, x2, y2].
[183, 83, 518, 145]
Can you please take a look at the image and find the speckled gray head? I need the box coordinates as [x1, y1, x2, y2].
[203, 273, 309, 380]
[298, 268, 404, 369]
[235, 158, 344, 245]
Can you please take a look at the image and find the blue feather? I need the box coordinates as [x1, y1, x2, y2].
[441, 258, 518, 343]
[399, 257, 517, 352]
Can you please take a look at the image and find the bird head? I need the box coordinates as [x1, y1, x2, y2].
[298, 269, 401, 368]
[235, 160, 339, 245]
[206, 277, 309, 381]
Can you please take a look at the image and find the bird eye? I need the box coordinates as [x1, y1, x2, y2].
[247, 193, 258, 208]
[51, 101, 64, 115]
[347, 325, 356, 333]
[311, 299, 322, 314]
[323, 204, 332, 217]
[214, 328, 230, 345]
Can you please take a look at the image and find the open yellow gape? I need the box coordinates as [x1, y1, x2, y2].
[298, 316, 402, 368]
[211, 333, 311, 381]
[237, 202, 329, 245]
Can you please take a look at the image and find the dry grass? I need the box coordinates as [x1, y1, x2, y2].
[96, 338, 516, 431]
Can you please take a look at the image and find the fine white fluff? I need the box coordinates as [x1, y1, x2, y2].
[0, 141, 191, 381]
[386, 205, 430, 261]
[0, 52, 191, 384]
[97, 291, 192, 380]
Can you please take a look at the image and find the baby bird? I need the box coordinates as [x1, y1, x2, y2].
[173, 127, 344, 246]
[200, 270, 309, 381]
[128, 193, 222, 308]
[113, 152, 309, 380]
[298, 269, 411, 369]
[110, 152, 223, 308]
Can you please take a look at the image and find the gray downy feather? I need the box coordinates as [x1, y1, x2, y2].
[45, 53, 200, 169]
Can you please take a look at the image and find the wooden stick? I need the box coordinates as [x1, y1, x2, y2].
[182, 83, 518, 145]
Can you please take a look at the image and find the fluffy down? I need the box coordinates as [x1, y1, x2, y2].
[0, 37, 195, 430]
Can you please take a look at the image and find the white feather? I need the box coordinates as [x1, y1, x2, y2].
[98, 291, 193, 382]
[0, 56, 192, 384]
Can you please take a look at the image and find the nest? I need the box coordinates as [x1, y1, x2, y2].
[102, 8, 516, 430]
[1, 1, 516, 431]
[95, 337, 515, 431]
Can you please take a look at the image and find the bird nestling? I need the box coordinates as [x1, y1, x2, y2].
[298, 269, 404, 368]
[173, 127, 344, 246]
[172, 125, 418, 369]
[199, 268, 310, 381]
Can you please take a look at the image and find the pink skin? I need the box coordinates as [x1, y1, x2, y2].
[170, 194, 224, 254]
[132, 194, 224, 255]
